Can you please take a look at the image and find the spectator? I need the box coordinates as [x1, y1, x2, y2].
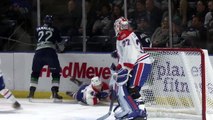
[111, 4, 123, 21]
[6, 0, 32, 32]
[172, 16, 185, 48]
[204, 0, 213, 28]
[205, 0, 213, 52]
[129, 0, 146, 30]
[127, 0, 137, 13]
[191, 0, 208, 24]
[151, 16, 169, 47]
[60, 0, 81, 36]
[3, 0, 33, 51]
[135, 16, 152, 37]
[181, 15, 207, 48]
[145, 0, 162, 35]
[92, 3, 112, 36]
[90, 0, 111, 15]
[109, 4, 124, 37]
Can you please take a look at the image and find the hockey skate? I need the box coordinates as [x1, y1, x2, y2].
[115, 109, 147, 120]
[128, 109, 147, 120]
[27, 86, 36, 102]
[51, 86, 63, 103]
[135, 97, 146, 111]
[114, 104, 147, 120]
[12, 101, 21, 109]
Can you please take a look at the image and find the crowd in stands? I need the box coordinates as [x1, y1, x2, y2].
[0, 0, 33, 51]
[0, 0, 213, 53]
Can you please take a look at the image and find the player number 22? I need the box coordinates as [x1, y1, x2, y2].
[38, 30, 53, 42]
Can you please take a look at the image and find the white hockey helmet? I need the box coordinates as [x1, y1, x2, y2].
[114, 17, 129, 36]
[91, 76, 102, 86]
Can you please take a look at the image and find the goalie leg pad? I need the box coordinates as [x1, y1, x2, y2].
[114, 85, 141, 119]
[129, 63, 152, 87]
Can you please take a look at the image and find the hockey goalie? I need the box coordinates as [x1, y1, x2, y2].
[110, 16, 154, 120]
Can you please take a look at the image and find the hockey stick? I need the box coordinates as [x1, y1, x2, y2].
[97, 64, 117, 120]
[66, 76, 83, 98]
[96, 87, 114, 120]
[69, 76, 83, 86]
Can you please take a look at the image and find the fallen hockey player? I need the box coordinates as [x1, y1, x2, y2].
[66, 76, 110, 105]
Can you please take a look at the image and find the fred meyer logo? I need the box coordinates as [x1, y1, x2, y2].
[40, 62, 111, 80]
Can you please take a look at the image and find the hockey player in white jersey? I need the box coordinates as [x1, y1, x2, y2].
[67, 76, 110, 105]
[112, 17, 154, 120]
[0, 60, 21, 109]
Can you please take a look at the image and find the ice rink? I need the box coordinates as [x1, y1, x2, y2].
[0, 98, 205, 120]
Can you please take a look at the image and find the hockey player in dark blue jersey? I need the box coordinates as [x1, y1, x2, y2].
[27, 15, 65, 102]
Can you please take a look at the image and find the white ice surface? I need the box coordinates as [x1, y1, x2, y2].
[0, 98, 210, 120]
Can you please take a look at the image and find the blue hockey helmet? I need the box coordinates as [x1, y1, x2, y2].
[43, 15, 53, 25]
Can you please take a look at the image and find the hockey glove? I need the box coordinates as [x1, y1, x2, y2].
[111, 50, 118, 59]
[110, 63, 117, 71]
[90, 91, 96, 96]
[96, 92, 109, 99]
[56, 38, 68, 52]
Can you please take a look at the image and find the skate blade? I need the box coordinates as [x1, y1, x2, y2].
[28, 98, 33, 102]
[53, 99, 63, 103]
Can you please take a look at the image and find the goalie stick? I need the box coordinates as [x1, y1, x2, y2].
[97, 63, 117, 120]
[96, 87, 115, 120]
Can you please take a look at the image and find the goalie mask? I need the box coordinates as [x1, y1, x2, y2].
[91, 76, 102, 86]
[114, 17, 129, 36]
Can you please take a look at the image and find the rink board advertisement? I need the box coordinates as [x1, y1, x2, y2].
[0, 53, 117, 92]
[146, 51, 203, 108]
